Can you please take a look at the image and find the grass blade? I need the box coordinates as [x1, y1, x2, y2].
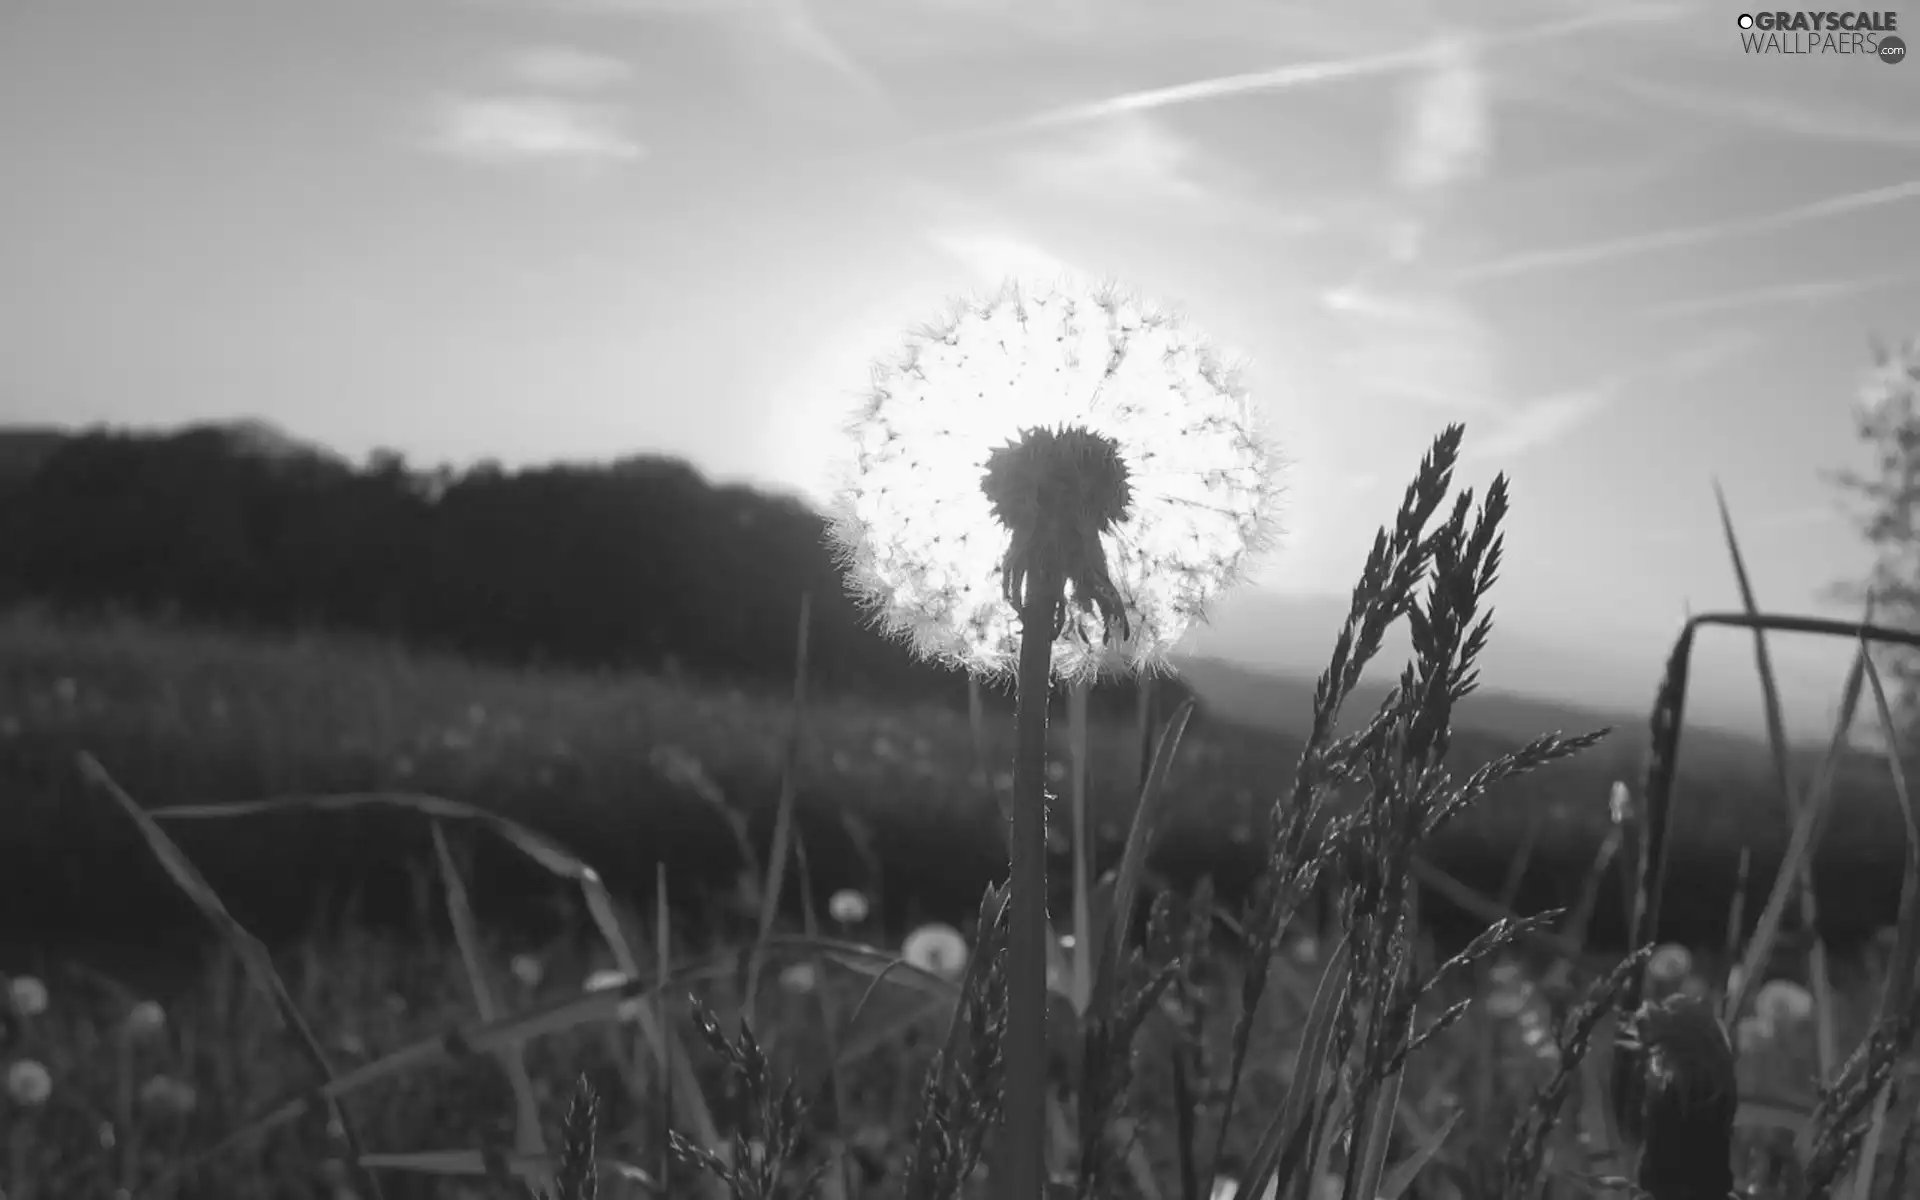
[428, 821, 548, 1175]
[746, 590, 812, 1024]
[146, 786, 724, 1181]
[1242, 933, 1353, 1200]
[77, 753, 387, 1200]
[1727, 638, 1865, 1030]
[1713, 483, 1839, 1079]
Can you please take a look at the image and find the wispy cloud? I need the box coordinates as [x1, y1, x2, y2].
[533, 0, 885, 99]
[1321, 285, 1504, 411]
[1603, 72, 1920, 149]
[932, 6, 1675, 144]
[1640, 271, 1920, 320]
[504, 45, 633, 90]
[1471, 382, 1621, 458]
[1454, 178, 1920, 283]
[1009, 113, 1208, 204]
[425, 94, 646, 166]
[1395, 34, 1491, 194]
[925, 231, 1075, 285]
[1466, 328, 1758, 460]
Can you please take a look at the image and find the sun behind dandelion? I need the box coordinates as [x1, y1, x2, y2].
[826, 276, 1284, 683]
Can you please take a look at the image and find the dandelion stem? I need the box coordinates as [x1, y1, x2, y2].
[995, 556, 1063, 1200]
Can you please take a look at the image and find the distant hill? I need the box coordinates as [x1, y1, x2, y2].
[1170, 652, 1773, 773]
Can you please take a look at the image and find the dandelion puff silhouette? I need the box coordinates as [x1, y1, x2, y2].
[826, 276, 1283, 1198]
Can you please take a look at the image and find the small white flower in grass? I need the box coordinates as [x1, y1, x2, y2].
[510, 954, 544, 990]
[7, 1059, 51, 1106]
[902, 923, 969, 979]
[828, 888, 870, 925]
[125, 1001, 166, 1039]
[8, 975, 47, 1017]
[1647, 943, 1692, 986]
[1755, 979, 1814, 1026]
[779, 962, 819, 994]
[825, 277, 1283, 684]
[139, 1075, 198, 1117]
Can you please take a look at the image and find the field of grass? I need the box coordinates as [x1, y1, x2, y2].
[2, 602, 1917, 1198]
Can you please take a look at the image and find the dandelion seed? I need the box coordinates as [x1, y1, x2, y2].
[138, 1075, 198, 1117]
[6, 1059, 51, 1105]
[124, 1000, 166, 1039]
[779, 962, 819, 994]
[7, 976, 47, 1017]
[1647, 943, 1693, 986]
[828, 888, 870, 925]
[1754, 979, 1813, 1026]
[509, 954, 544, 990]
[902, 923, 969, 979]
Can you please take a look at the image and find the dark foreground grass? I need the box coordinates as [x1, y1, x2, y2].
[3, 856, 1910, 1200]
[0, 609, 1907, 958]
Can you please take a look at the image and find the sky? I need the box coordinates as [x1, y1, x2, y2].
[2, 0, 1917, 740]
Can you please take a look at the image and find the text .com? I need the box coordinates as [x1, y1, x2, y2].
[1736, 11, 1907, 60]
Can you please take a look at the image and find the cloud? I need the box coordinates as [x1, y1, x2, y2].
[1395, 34, 1491, 193]
[1454, 178, 1920, 283]
[1010, 113, 1207, 204]
[426, 94, 646, 166]
[1604, 72, 1920, 150]
[1470, 382, 1620, 458]
[930, 6, 1674, 145]
[925, 231, 1075, 284]
[525, 0, 885, 98]
[1320, 285, 1504, 411]
[1641, 272, 1920, 320]
[505, 45, 634, 90]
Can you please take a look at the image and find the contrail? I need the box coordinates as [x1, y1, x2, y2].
[909, 5, 1680, 149]
[1455, 178, 1920, 283]
[1604, 73, 1920, 150]
[1642, 271, 1920, 319]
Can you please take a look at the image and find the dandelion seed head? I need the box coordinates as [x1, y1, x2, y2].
[6, 1059, 51, 1106]
[1754, 978, 1814, 1026]
[827, 277, 1284, 682]
[827, 888, 870, 925]
[125, 1001, 166, 1039]
[902, 922, 969, 979]
[779, 961, 819, 994]
[509, 954, 544, 989]
[7, 975, 47, 1018]
[1647, 943, 1693, 986]
[138, 1074, 198, 1117]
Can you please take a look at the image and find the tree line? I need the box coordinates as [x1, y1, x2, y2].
[0, 422, 1185, 719]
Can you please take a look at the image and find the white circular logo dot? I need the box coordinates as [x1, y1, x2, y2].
[1737, 13, 1754, 28]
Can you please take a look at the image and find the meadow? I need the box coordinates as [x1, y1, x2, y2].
[1, 586, 1915, 1199]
